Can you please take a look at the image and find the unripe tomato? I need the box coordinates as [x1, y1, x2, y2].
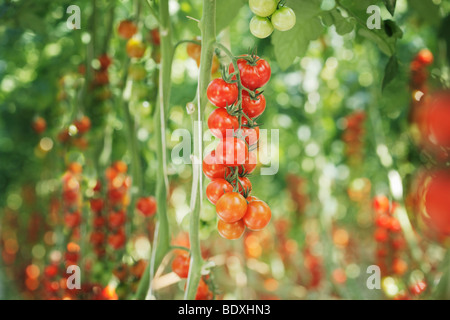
[216, 192, 248, 223]
[136, 196, 157, 217]
[203, 150, 229, 180]
[242, 91, 266, 118]
[208, 108, 239, 139]
[206, 179, 233, 205]
[243, 199, 271, 231]
[250, 16, 274, 39]
[172, 253, 190, 278]
[217, 219, 245, 240]
[271, 7, 296, 31]
[128, 64, 147, 81]
[215, 137, 249, 167]
[249, 0, 278, 17]
[206, 78, 238, 108]
[118, 20, 137, 39]
[126, 38, 146, 59]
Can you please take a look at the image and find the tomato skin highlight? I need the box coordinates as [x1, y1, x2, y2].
[242, 91, 266, 118]
[243, 199, 271, 231]
[217, 219, 246, 240]
[206, 179, 233, 205]
[203, 150, 229, 180]
[229, 56, 271, 90]
[216, 192, 248, 223]
[208, 108, 239, 139]
[207, 78, 239, 108]
[215, 137, 249, 167]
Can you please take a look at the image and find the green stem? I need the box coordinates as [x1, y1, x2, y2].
[184, 0, 216, 300]
[140, 0, 173, 300]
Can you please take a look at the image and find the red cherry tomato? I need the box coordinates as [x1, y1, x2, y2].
[203, 150, 229, 180]
[241, 126, 260, 146]
[217, 219, 246, 240]
[64, 211, 81, 228]
[216, 192, 248, 223]
[207, 108, 239, 139]
[172, 253, 190, 278]
[243, 199, 271, 231]
[108, 210, 126, 228]
[416, 49, 434, 66]
[229, 56, 271, 90]
[373, 195, 390, 214]
[195, 278, 212, 300]
[32, 117, 47, 134]
[206, 78, 238, 108]
[239, 151, 257, 175]
[242, 91, 266, 118]
[424, 170, 450, 235]
[108, 228, 126, 249]
[215, 137, 249, 167]
[118, 20, 137, 39]
[206, 179, 233, 205]
[136, 196, 157, 217]
[74, 116, 91, 134]
[90, 198, 104, 212]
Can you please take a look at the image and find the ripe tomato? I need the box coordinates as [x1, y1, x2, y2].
[108, 228, 126, 249]
[93, 216, 106, 228]
[373, 195, 389, 214]
[118, 20, 137, 39]
[217, 219, 245, 240]
[426, 91, 450, 148]
[374, 228, 389, 242]
[44, 265, 59, 278]
[243, 199, 271, 230]
[172, 253, 190, 278]
[206, 179, 233, 205]
[239, 151, 257, 175]
[250, 16, 274, 39]
[242, 91, 266, 118]
[195, 278, 212, 300]
[424, 170, 450, 235]
[215, 137, 249, 167]
[416, 49, 433, 66]
[208, 108, 239, 139]
[90, 198, 104, 212]
[128, 64, 147, 81]
[98, 54, 112, 70]
[187, 39, 201, 60]
[64, 211, 81, 228]
[32, 117, 46, 134]
[90, 231, 105, 246]
[203, 150, 229, 180]
[149, 28, 160, 46]
[206, 78, 238, 108]
[249, 0, 278, 17]
[235, 176, 252, 196]
[216, 192, 248, 223]
[271, 7, 296, 32]
[126, 38, 146, 59]
[136, 196, 157, 217]
[241, 126, 260, 146]
[108, 210, 126, 228]
[229, 56, 271, 90]
[74, 116, 91, 134]
[114, 161, 128, 173]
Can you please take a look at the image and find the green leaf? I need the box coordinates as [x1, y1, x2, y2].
[321, 9, 355, 35]
[384, 0, 397, 16]
[216, 0, 245, 33]
[438, 15, 450, 66]
[382, 56, 398, 91]
[272, 0, 324, 70]
[358, 28, 395, 56]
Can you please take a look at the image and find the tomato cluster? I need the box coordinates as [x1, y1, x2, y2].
[204, 54, 272, 240]
[342, 111, 366, 163]
[117, 19, 148, 59]
[57, 115, 92, 150]
[372, 195, 408, 276]
[249, 0, 296, 39]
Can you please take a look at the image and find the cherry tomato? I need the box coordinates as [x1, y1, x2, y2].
[208, 108, 239, 139]
[373, 195, 389, 214]
[126, 38, 146, 59]
[90, 231, 105, 246]
[187, 39, 201, 61]
[416, 49, 434, 66]
[172, 253, 190, 278]
[118, 20, 137, 39]
[136, 196, 157, 217]
[374, 228, 389, 242]
[203, 150, 229, 179]
[32, 117, 46, 134]
[216, 192, 248, 223]
[149, 28, 160, 46]
[229, 56, 271, 90]
[426, 91, 450, 148]
[250, 16, 274, 39]
[98, 54, 112, 70]
[217, 219, 245, 240]
[206, 179, 233, 205]
[195, 278, 212, 300]
[239, 151, 257, 175]
[114, 161, 128, 173]
[249, 0, 278, 17]
[242, 91, 266, 118]
[206, 78, 238, 108]
[128, 64, 147, 81]
[235, 176, 252, 196]
[241, 126, 260, 146]
[215, 137, 249, 167]
[271, 7, 296, 31]
[93, 216, 106, 228]
[424, 170, 450, 235]
[108, 228, 126, 249]
[74, 116, 91, 134]
[64, 211, 81, 228]
[90, 198, 104, 213]
[108, 210, 126, 228]
[243, 199, 271, 231]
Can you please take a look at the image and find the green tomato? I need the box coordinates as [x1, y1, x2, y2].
[271, 7, 296, 31]
[250, 16, 274, 39]
[249, 0, 279, 17]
